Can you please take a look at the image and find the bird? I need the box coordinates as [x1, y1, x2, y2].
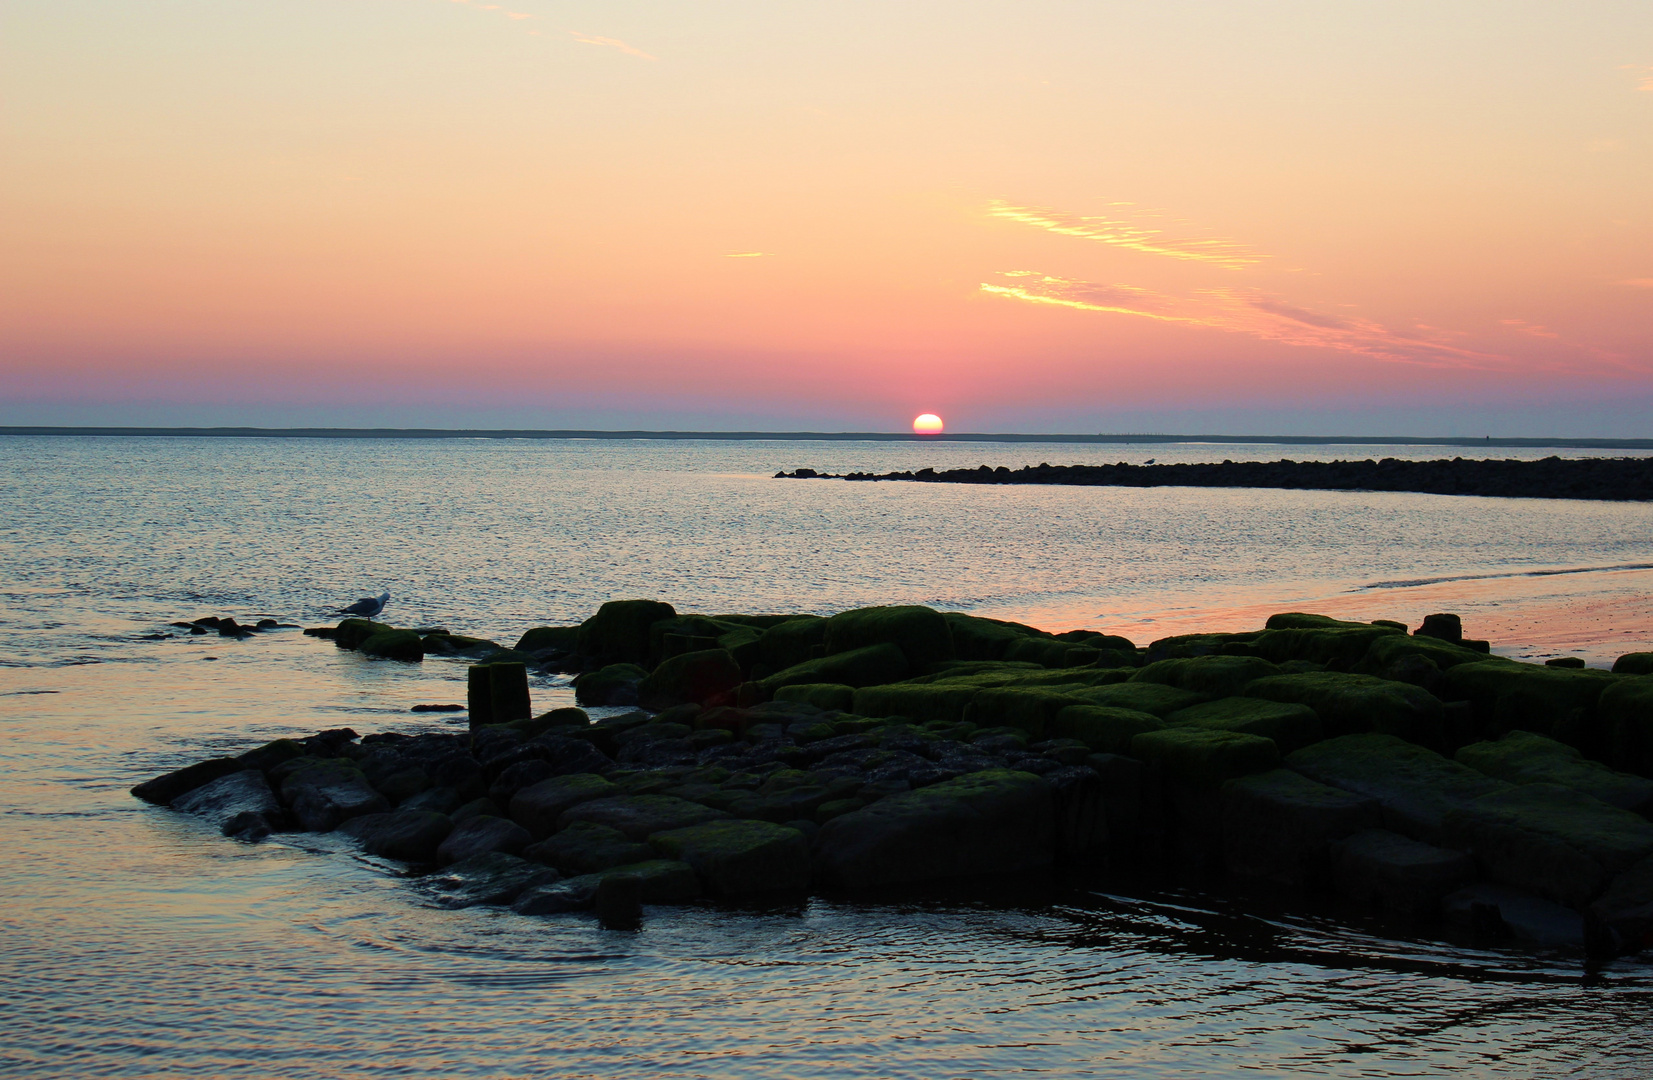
[336, 591, 389, 618]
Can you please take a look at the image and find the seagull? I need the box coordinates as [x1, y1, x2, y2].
[336, 591, 389, 618]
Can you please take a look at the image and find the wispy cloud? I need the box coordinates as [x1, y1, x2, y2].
[569, 30, 656, 59]
[1621, 64, 1653, 91]
[723, 252, 769, 258]
[980, 272, 1514, 368]
[987, 200, 1265, 269]
[1501, 318, 1560, 340]
[1623, 278, 1653, 289]
[448, 0, 533, 21]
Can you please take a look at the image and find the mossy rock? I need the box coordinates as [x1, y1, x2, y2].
[1003, 668, 1134, 690]
[1456, 730, 1653, 815]
[575, 599, 677, 666]
[637, 648, 742, 710]
[909, 660, 1045, 681]
[1129, 728, 1280, 788]
[1070, 681, 1209, 717]
[493, 707, 589, 742]
[1003, 636, 1100, 668]
[1246, 625, 1401, 667]
[773, 683, 856, 711]
[941, 612, 1047, 660]
[359, 628, 426, 662]
[1050, 704, 1165, 754]
[1166, 696, 1323, 753]
[1144, 631, 1258, 661]
[1612, 653, 1653, 676]
[523, 820, 652, 875]
[649, 819, 811, 898]
[754, 643, 910, 698]
[1285, 732, 1510, 844]
[1357, 632, 1493, 674]
[1264, 613, 1375, 630]
[962, 687, 1091, 739]
[1132, 655, 1281, 698]
[334, 618, 392, 650]
[1244, 671, 1444, 743]
[823, 605, 955, 669]
[1601, 676, 1653, 778]
[756, 616, 828, 671]
[514, 625, 579, 654]
[852, 683, 980, 726]
[1442, 782, 1653, 908]
[572, 663, 649, 707]
[1442, 660, 1618, 748]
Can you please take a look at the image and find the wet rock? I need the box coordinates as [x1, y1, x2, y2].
[172, 769, 285, 840]
[410, 703, 464, 713]
[1167, 697, 1323, 754]
[399, 786, 465, 815]
[435, 814, 533, 866]
[428, 754, 486, 801]
[425, 852, 558, 908]
[557, 794, 730, 840]
[338, 809, 454, 862]
[1456, 730, 1653, 814]
[1129, 728, 1280, 788]
[509, 772, 619, 838]
[375, 766, 431, 805]
[1587, 854, 1653, 957]
[487, 759, 558, 806]
[576, 599, 678, 667]
[650, 819, 812, 898]
[573, 663, 649, 707]
[524, 820, 652, 874]
[279, 762, 389, 832]
[450, 797, 502, 824]
[1046, 764, 1106, 862]
[1219, 769, 1379, 886]
[1442, 882, 1584, 948]
[131, 757, 242, 805]
[1330, 828, 1475, 918]
[1286, 733, 1509, 844]
[515, 625, 580, 656]
[360, 629, 424, 662]
[814, 769, 1055, 889]
[333, 619, 392, 650]
[1441, 783, 1653, 908]
[823, 604, 955, 670]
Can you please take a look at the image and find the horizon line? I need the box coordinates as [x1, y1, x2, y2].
[2, 426, 1650, 449]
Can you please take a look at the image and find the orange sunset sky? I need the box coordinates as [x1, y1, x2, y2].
[2, 1, 1650, 432]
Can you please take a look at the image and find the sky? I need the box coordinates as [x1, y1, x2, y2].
[1, 0, 1650, 434]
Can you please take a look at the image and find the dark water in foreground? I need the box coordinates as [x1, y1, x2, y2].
[4, 436, 1653, 1078]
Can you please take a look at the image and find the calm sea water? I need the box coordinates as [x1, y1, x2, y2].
[5, 435, 1653, 1078]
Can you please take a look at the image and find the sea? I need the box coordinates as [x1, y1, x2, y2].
[4, 434, 1653, 1079]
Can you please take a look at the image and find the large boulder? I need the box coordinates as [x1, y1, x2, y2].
[279, 762, 390, 832]
[1167, 697, 1323, 753]
[1442, 660, 1617, 749]
[333, 618, 392, 650]
[1456, 730, 1653, 815]
[1441, 783, 1653, 908]
[1357, 632, 1493, 675]
[814, 769, 1055, 889]
[435, 814, 532, 866]
[1050, 705, 1165, 754]
[131, 757, 243, 805]
[359, 628, 424, 662]
[509, 773, 619, 838]
[773, 683, 856, 712]
[1244, 672, 1444, 743]
[756, 616, 828, 671]
[822, 606, 955, 669]
[557, 794, 729, 840]
[942, 612, 1045, 661]
[524, 820, 653, 874]
[338, 809, 454, 862]
[1220, 769, 1379, 886]
[576, 600, 677, 666]
[1330, 828, 1475, 918]
[423, 852, 558, 908]
[1587, 854, 1653, 956]
[754, 644, 910, 699]
[852, 683, 979, 726]
[1002, 637, 1101, 669]
[171, 769, 285, 840]
[1612, 653, 1653, 676]
[637, 649, 742, 710]
[1599, 676, 1653, 777]
[514, 625, 580, 655]
[1131, 655, 1281, 698]
[573, 663, 649, 707]
[962, 687, 1089, 739]
[1068, 681, 1209, 717]
[1442, 883, 1584, 948]
[1129, 728, 1280, 788]
[1285, 733, 1509, 844]
[650, 820, 812, 898]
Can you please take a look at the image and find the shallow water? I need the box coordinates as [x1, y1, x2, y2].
[4, 435, 1653, 1078]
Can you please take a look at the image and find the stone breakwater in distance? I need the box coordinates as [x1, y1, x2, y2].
[775, 456, 1653, 501]
[136, 601, 1653, 960]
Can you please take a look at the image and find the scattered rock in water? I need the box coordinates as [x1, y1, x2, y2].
[172, 770, 285, 841]
[425, 852, 558, 908]
[411, 703, 465, 713]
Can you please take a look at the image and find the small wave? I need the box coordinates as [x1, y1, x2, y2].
[1361, 562, 1653, 590]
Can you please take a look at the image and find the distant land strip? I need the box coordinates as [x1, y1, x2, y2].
[775, 457, 1653, 501]
[4, 426, 1653, 449]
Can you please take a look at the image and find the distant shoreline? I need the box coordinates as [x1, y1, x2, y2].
[3, 426, 1652, 449]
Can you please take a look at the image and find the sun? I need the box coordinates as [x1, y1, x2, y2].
[912, 413, 944, 435]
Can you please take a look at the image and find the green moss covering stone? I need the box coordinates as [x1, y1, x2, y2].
[823, 605, 955, 669]
[1050, 705, 1165, 754]
[852, 683, 980, 725]
[1285, 733, 1510, 844]
[1129, 727, 1280, 787]
[649, 819, 811, 897]
[1167, 696, 1323, 753]
[1456, 730, 1653, 814]
[1244, 672, 1444, 743]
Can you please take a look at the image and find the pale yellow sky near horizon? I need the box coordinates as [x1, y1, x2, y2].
[2, 0, 1649, 430]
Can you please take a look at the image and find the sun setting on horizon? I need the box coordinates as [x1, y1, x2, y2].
[913, 413, 945, 435]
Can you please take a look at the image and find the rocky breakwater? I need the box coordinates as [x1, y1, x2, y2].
[776, 456, 1653, 501]
[137, 600, 1653, 960]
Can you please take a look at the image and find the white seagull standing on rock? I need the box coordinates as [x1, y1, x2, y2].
[336, 591, 389, 618]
